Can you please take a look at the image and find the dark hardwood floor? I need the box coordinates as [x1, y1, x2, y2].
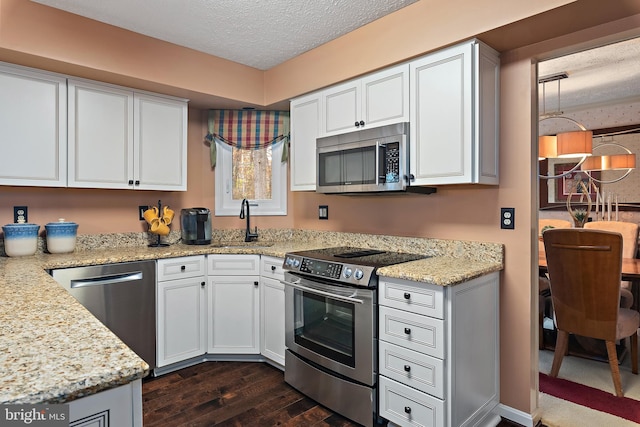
[142, 361, 527, 426]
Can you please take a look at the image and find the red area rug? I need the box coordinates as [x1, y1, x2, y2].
[539, 373, 640, 423]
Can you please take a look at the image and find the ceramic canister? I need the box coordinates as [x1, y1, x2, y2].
[2, 223, 40, 257]
[45, 219, 79, 254]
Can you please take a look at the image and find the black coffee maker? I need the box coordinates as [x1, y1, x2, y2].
[180, 208, 212, 244]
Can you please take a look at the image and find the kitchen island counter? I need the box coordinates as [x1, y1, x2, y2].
[0, 230, 502, 405]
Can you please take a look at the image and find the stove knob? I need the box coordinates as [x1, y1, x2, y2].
[292, 258, 300, 268]
[343, 267, 353, 278]
[354, 269, 364, 280]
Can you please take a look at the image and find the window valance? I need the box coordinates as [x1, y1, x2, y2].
[204, 109, 290, 168]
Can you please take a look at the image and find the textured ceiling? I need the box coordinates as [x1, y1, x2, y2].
[31, 0, 418, 70]
[538, 37, 640, 117]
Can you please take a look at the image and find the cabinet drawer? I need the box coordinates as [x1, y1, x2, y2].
[379, 277, 444, 319]
[379, 340, 444, 399]
[208, 254, 260, 275]
[379, 306, 444, 359]
[260, 256, 285, 280]
[157, 255, 206, 281]
[379, 375, 444, 427]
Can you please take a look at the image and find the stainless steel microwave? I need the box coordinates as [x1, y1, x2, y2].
[316, 122, 411, 194]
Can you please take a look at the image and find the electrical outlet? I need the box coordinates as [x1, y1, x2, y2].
[319, 205, 329, 220]
[13, 206, 28, 223]
[139, 206, 148, 221]
[501, 207, 515, 230]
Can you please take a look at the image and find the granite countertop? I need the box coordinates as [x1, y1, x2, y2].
[0, 230, 503, 405]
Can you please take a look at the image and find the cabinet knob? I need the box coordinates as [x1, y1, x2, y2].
[359, 120, 365, 127]
[404, 406, 412, 414]
[404, 364, 411, 372]
[354, 121, 360, 127]
[128, 179, 134, 185]
[254, 281, 259, 287]
[134, 180, 140, 185]
[201, 281, 205, 287]
[271, 265, 276, 271]
[404, 292, 411, 300]
[404, 327, 411, 335]
[180, 265, 186, 271]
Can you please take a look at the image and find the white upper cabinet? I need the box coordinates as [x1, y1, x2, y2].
[322, 64, 409, 137]
[289, 91, 321, 191]
[68, 79, 134, 189]
[134, 93, 188, 191]
[0, 63, 67, 187]
[409, 40, 499, 185]
[68, 79, 188, 191]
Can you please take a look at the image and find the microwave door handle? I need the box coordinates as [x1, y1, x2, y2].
[377, 141, 386, 185]
[280, 279, 364, 305]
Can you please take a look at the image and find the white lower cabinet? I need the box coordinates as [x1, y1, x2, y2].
[69, 380, 142, 427]
[156, 254, 285, 370]
[260, 256, 286, 367]
[156, 256, 207, 367]
[207, 255, 260, 354]
[378, 273, 500, 427]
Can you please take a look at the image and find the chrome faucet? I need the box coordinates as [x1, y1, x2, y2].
[240, 199, 258, 242]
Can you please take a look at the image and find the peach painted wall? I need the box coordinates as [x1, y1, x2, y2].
[2, 0, 640, 420]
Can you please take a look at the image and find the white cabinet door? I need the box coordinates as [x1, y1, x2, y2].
[322, 64, 409, 137]
[409, 40, 499, 185]
[322, 80, 361, 136]
[134, 93, 187, 191]
[69, 380, 142, 427]
[0, 63, 67, 187]
[157, 276, 207, 367]
[361, 64, 409, 129]
[290, 92, 321, 191]
[260, 276, 285, 367]
[207, 275, 260, 354]
[68, 79, 134, 189]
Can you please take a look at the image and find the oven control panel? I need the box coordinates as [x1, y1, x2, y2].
[300, 257, 343, 279]
[283, 255, 376, 286]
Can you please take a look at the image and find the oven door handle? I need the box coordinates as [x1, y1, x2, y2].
[281, 279, 364, 305]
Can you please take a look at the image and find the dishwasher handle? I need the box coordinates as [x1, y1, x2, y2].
[70, 271, 144, 288]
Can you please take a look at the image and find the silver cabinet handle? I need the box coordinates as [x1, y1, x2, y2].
[70, 271, 143, 288]
[281, 279, 364, 304]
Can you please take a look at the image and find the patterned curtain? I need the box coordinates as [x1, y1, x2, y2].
[204, 110, 290, 168]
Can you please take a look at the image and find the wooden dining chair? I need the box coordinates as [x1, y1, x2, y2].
[538, 219, 572, 349]
[584, 221, 639, 308]
[543, 228, 639, 397]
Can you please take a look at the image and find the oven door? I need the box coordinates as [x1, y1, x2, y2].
[283, 272, 376, 386]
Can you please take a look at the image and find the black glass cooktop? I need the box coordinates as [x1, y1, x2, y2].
[291, 246, 429, 267]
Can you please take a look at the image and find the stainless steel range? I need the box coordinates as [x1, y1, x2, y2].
[281, 247, 428, 427]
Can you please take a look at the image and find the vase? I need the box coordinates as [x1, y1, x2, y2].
[572, 217, 587, 228]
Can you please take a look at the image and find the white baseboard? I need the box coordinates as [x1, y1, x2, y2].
[495, 403, 536, 427]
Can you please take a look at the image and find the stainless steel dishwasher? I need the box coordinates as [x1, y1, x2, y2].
[51, 260, 156, 370]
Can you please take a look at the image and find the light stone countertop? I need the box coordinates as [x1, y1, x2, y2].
[0, 229, 503, 404]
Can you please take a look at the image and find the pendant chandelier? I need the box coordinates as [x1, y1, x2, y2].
[536, 73, 636, 182]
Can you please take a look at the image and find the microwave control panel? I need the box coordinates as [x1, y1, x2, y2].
[383, 142, 400, 183]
